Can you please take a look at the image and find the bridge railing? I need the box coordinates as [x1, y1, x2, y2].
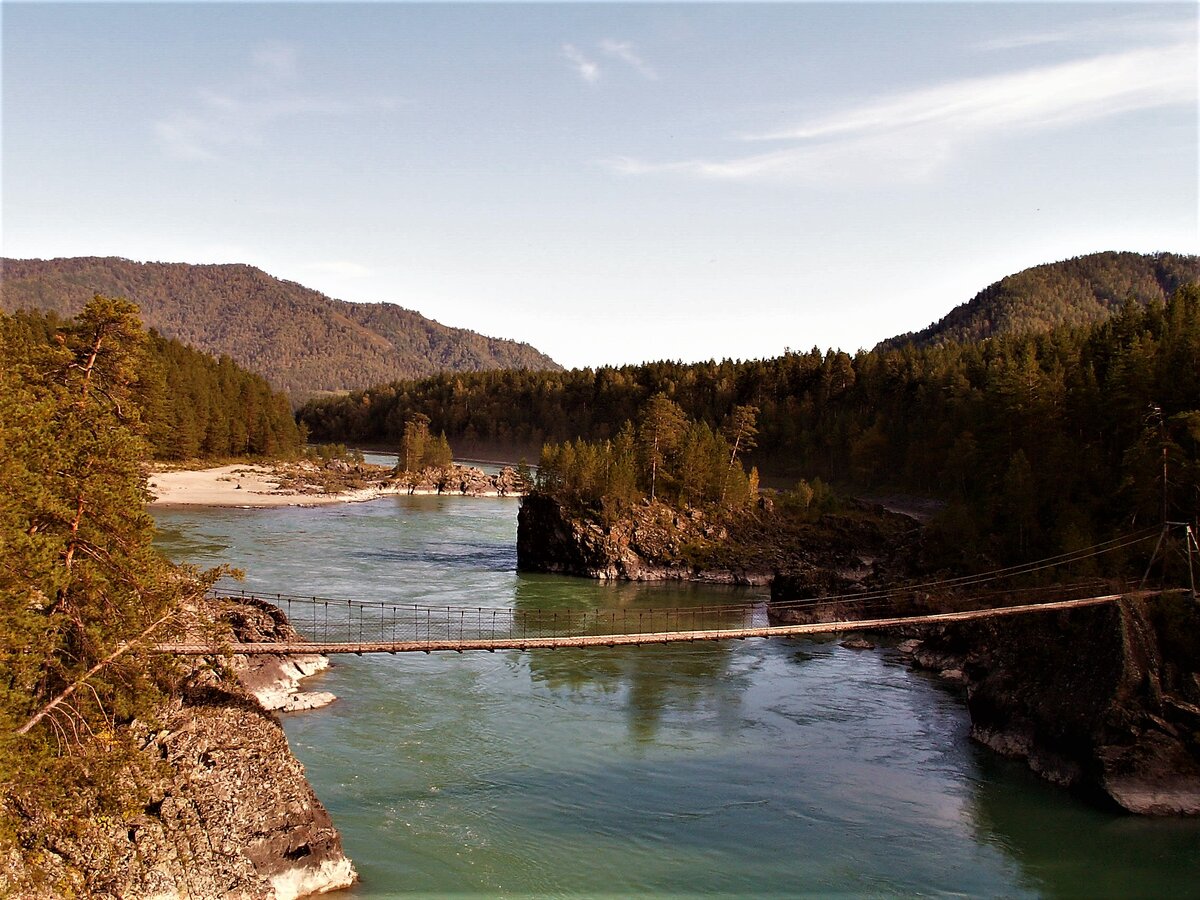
[213, 586, 771, 647]
[204, 575, 1138, 651]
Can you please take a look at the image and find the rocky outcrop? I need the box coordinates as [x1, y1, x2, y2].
[516, 493, 769, 583]
[221, 597, 336, 712]
[396, 464, 527, 497]
[2, 600, 357, 897]
[1, 667, 357, 898]
[518, 492, 921, 586]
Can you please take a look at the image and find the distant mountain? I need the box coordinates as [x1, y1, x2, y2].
[880, 251, 1200, 351]
[0, 257, 561, 397]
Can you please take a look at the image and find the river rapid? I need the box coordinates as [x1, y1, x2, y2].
[152, 492, 1200, 898]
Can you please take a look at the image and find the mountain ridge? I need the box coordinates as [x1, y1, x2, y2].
[879, 250, 1199, 351]
[0, 256, 561, 398]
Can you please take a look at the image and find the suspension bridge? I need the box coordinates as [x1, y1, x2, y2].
[153, 525, 1194, 656]
[156, 589, 1168, 656]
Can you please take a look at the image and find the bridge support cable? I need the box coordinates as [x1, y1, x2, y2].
[156, 591, 1183, 656]
[766, 528, 1158, 613]
[185, 529, 1185, 655]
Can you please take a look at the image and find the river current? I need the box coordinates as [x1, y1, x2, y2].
[153, 490, 1200, 898]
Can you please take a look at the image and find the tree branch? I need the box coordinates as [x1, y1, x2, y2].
[15, 605, 178, 736]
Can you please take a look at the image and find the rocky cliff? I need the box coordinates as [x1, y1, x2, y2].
[771, 579, 1200, 816]
[1, 600, 357, 897]
[904, 595, 1200, 815]
[516, 493, 745, 581]
[516, 492, 919, 585]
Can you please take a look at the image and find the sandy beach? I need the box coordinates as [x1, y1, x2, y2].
[147, 464, 396, 507]
[148, 463, 512, 507]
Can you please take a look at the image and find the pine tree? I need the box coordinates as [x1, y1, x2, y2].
[422, 431, 453, 469]
[0, 296, 219, 838]
[721, 405, 759, 504]
[399, 413, 432, 474]
[638, 394, 686, 501]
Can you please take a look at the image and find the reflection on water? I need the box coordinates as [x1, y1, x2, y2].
[970, 752, 1200, 898]
[526, 642, 738, 742]
[153, 497, 1200, 897]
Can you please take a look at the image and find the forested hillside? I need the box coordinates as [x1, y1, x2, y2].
[881, 251, 1198, 350]
[3, 306, 304, 459]
[0, 257, 561, 398]
[301, 285, 1200, 565]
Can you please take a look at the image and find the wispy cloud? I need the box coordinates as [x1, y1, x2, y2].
[975, 15, 1190, 52]
[610, 39, 1196, 186]
[155, 41, 398, 161]
[251, 40, 300, 80]
[563, 39, 658, 85]
[562, 44, 601, 84]
[599, 39, 658, 80]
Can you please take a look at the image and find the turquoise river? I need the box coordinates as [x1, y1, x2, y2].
[153, 488, 1200, 898]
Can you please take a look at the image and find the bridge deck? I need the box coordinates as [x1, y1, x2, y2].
[156, 592, 1134, 655]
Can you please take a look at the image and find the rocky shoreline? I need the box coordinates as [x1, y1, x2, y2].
[221, 597, 339, 713]
[1, 597, 357, 898]
[889, 597, 1200, 815]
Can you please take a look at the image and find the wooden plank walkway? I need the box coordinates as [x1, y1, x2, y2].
[156, 592, 1141, 655]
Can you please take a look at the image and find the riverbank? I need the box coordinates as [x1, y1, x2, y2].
[149, 461, 523, 507]
[148, 463, 389, 507]
[0, 595, 357, 898]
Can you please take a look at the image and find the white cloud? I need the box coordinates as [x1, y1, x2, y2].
[562, 44, 600, 84]
[599, 39, 658, 80]
[744, 42, 1195, 144]
[612, 39, 1196, 185]
[155, 42, 398, 162]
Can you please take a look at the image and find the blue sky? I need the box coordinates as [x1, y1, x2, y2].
[3, 2, 1196, 369]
